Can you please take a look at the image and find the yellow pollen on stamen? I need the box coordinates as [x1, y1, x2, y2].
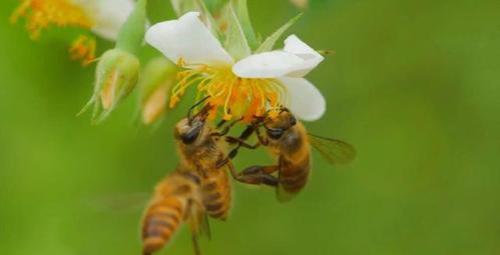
[10, 0, 94, 40]
[169, 65, 286, 121]
[69, 35, 96, 66]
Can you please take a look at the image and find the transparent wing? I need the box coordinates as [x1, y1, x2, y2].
[308, 134, 356, 165]
[187, 203, 210, 255]
[276, 184, 296, 203]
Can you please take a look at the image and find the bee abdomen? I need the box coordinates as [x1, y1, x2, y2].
[279, 157, 311, 194]
[142, 197, 184, 255]
[202, 171, 231, 220]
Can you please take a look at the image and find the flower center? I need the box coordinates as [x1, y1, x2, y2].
[170, 62, 287, 121]
[11, 0, 94, 39]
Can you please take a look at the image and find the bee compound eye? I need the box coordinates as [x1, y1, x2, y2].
[267, 128, 284, 140]
[181, 127, 201, 144]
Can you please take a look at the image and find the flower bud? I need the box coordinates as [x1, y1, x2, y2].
[139, 58, 177, 125]
[79, 48, 140, 123]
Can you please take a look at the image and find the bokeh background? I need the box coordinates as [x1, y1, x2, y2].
[1, 0, 500, 254]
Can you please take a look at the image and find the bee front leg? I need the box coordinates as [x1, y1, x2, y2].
[215, 137, 260, 169]
[225, 136, 260, 149]
[211, 117, 243, 137]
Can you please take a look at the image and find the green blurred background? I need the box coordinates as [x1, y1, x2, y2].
[1, 0, 500, 254]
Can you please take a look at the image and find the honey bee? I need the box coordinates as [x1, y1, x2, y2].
[225, 107, 356, 201]
[142, 170, 205, 255]
[173, 101, 278, 216]
[143, 100, 279, 255]
[172, 103, 235, 221]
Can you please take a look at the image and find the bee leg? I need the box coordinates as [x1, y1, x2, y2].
[260, 174, 279, 187]
[211, 117, 243, 137]
[241, 165, 279, 175]
[216, 119, 226, 128]
[232, 173, 278, 187]
[226, 162, 264, 185]
[215, 138, 260, 169]
[225, 136, 260, 149]
[241, 165, 279, 187]
[228, 164, 279, 187]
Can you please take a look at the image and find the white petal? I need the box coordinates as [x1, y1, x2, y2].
[233, 51, 304, 78]
[279, 77, 325, 121]
[233, 35, 324, 79]
[283, 34, 324, 77]
[74, 0, 135, 41]
[145, 12, 233, 66]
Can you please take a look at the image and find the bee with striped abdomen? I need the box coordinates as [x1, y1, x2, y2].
[174, 101, 280, 216]
[225, 107, 356, 202]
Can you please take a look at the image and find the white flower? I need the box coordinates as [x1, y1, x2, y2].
[74, 0, 135, 41]
[12, 0, 134, 41]
[11, 0, 134, 65]
[145, 12, 326, 121]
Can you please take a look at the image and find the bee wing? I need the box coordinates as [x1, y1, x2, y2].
[187, 206, 211, 255]
[308, 134, 356, 165]
[276, 185, 296, 203]
[200, 213, 212, 240]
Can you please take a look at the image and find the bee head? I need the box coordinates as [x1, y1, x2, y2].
[175, 103, 212, 145]
[263, 107, 297, 140]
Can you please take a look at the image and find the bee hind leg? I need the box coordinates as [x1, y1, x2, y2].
[229, 164, 279, 187]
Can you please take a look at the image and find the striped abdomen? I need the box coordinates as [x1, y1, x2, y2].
[142, 172, 201, 255]
[278, 155, 311, 195]
[201, 165, 232, 220]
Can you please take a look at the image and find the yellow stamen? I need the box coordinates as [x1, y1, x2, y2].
[169, 64, 287, 121]
[11, 0, 94, 40]
[69, 35, 96, 66]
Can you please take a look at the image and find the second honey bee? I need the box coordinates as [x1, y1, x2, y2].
[225, 107, 356, 201]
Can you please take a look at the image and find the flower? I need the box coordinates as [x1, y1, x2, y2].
[11, 0, 134, 65]
[145, 12, 326, 121]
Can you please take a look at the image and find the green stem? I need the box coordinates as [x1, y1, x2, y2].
[116, 0, 148, 54]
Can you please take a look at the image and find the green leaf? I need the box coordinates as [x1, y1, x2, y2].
[116, 0, 148, 54]
[223, 3, 251, 60]
[255, 13, 303, 53]
[232, 0, 259, 49]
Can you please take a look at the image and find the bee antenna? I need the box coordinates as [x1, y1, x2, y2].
[188, 96, 211, 123]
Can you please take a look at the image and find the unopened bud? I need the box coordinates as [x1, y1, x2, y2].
[139, 58, 177, 125]
[79, 48, 140, 123]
